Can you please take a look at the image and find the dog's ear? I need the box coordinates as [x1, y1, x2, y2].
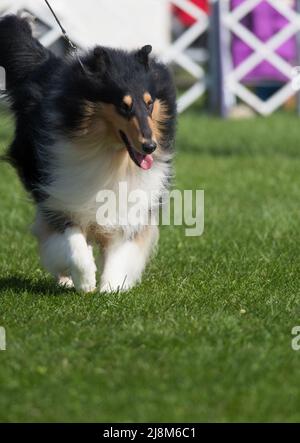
[86, 46, 110, 75]
[136, 45, 152, 69]
[18, 11, 36, 32]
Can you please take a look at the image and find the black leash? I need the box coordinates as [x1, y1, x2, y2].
[43, 0, 86, 72]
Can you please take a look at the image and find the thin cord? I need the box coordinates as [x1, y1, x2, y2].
[43, 0, 86, 72]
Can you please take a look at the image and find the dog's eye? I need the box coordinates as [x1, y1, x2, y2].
[146, 100, 154, 114]
[120, 101, 133, 114]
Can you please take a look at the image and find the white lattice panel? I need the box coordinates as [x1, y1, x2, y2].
[164, 0, 209, 112]
[221, 0, 300, 115]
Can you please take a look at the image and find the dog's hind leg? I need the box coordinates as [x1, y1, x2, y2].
[33, 213, 97, 292]
[100, 226, 159, 293]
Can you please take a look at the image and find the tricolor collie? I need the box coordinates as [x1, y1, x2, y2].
[0, 15, 176, 292]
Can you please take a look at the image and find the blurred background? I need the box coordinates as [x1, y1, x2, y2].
[1, 0, 300, 117]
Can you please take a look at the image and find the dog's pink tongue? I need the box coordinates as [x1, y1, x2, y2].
[140, 155, 154, 170]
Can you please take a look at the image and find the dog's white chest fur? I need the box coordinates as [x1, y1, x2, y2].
[40, 137, 170, 237]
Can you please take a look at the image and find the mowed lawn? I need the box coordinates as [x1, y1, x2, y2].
[1, 107, 300, 423]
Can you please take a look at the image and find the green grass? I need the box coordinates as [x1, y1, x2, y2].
[1, 108, 300, 422]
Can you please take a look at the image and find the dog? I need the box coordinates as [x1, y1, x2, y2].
[0, 15, 177, 293]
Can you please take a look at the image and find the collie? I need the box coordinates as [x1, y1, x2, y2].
[0, 15, 176, 292]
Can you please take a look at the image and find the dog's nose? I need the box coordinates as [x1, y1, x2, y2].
[142, 141, 157, 154]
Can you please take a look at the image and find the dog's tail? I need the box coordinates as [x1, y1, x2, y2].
[0, 15, 50, 96]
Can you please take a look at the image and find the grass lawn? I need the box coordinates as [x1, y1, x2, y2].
[1, 107, 300, 423]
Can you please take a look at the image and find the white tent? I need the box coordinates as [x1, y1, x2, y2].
[0, 0, 171, 54]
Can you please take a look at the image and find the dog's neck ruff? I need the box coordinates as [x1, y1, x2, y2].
[39, 136, 172, 238]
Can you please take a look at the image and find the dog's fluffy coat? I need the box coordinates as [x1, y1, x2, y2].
[0, 15, 176, 292]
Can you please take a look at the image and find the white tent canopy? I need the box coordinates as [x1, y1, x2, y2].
[0, 0, 171, 54]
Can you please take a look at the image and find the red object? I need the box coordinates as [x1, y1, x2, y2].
[173, 0, 210, 27]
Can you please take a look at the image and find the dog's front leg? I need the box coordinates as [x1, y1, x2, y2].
[39, 225, 97, 293]
[100, 226, 159, 293]
[64, 227, 97, 293]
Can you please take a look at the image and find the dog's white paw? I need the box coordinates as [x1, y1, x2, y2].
[79, 283, 97, 293]
[72, 270, 97, 293]
[100, 275, 137, 293]
[58, 276, 74, 288]
[69, 241, 97, 293]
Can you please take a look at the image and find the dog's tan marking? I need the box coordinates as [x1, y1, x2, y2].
[134, 225, 159, 261]
[123, 95, 133, 108]
[71, 100, 97, 137]
[88, 225, 113, 250]
[86, 102, 97, 115]
[132, 116, 140, 131]
[143, 92, 152, 105]
[152, 99, 169, 124]
[132, 116, 144, 143]
[148, 99, 169, 144]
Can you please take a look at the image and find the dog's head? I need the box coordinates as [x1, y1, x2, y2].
[61, 45, 177, 170]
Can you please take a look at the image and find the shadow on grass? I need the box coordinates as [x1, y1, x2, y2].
[0, 274, 74, 296]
